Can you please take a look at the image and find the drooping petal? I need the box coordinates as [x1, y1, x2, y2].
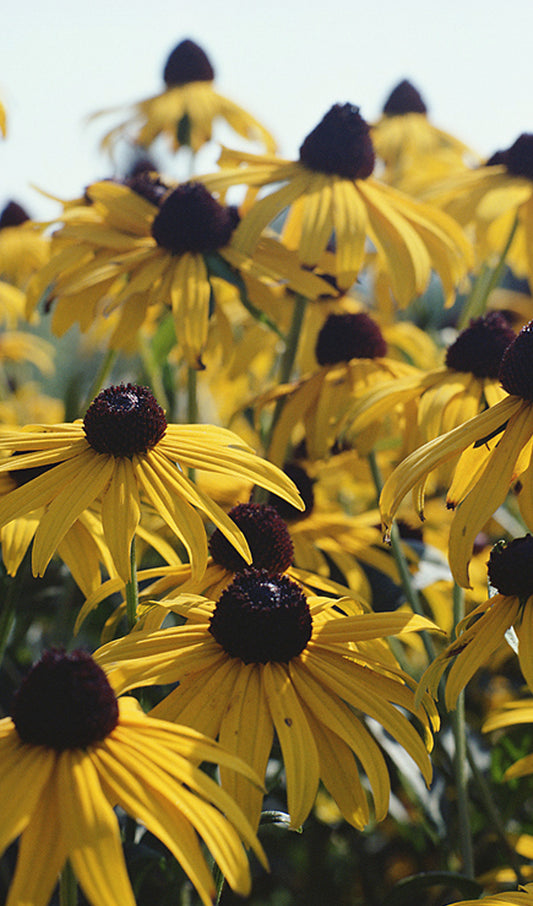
[262, 662, 320, 828]
[57, 751, 136, 906]
[6, 764, 69, 906]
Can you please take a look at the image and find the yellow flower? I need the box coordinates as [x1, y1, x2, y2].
[26, 177, 327, 369]
[349, 312, 514, 450]
[427, 133, 533, 279]
[254, 311, 420, 463]
[95, 570, 438, 832]
[93, 38, 276, 155]
[0, 201, 50, 289]
[371, 79, 476, 193]
[0, 383, 302, 583]
[0, 97, 6, 137]
[202, 103, 472, 305]
[1, 648, 265, 906]
[418, 535, 533, 710]
[380, 319, 533, 588]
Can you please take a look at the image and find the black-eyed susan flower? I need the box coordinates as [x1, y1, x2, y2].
[94, 38, 276, 156]
[0, 98, 6, 137]
[0, 201, 49, 289]
[348, 312, 515, 449]
[380, 319, 533, 588]
[255, 312, 420, 463]
[1, 648, 265, 906]
[26, 177, 327, 369]
[371, 79, 476, 192]
[201, 103, 472, 305]
[417, 536, 533, 710]
[0, 382, 303, 584]
[428, 133, 533, 279]
[95, 569, 438, 832]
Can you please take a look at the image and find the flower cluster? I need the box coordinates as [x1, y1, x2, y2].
[3, 33, 533, 906]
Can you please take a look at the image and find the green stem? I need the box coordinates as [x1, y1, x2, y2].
[263, 293, 308, 459]
[59, 860, 78, 906]
[82, 349, 117, 411]
[458, 212, 519, 329]
[368, 451, 435, 661]
[451, 582, 474, 879]
[0, 579, 16, 668]
[124, 538, 139, 632]
[139, 334, 170, 412]
[213, 862, 225, 905]
[466, 742, 525, 885]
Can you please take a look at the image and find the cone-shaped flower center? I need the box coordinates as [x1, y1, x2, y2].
[163, 38, 215, 87]
[445, 312, 516, 378]
[499, 320, 533, 400]
[11, 649, 119, 750]
[83, 383, 167, 457]
[382, 80, 428, 116]
[488, 536, 533, 599]
[0, 200, 29, 229]
[266, 463, 315, 522]
[315, 312, 387, 365]
[487, 134, 533, 180]
[151, 182, 239, 254]
[209, 503, 294, 574]
[209, 569, 313, 663]
[299, 104, 375, 179]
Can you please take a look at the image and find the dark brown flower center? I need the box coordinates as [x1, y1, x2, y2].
[299, 104, 375, 180]
[382, 80, 427, 116]
[315, 312, 387, 365]
[163, 38, 215, 87]
[0, 200, 30, 229]
[486, 134, 533, 180]
[499, 320, 533, 400]
[265, 463, 315, 523]
[11, 649, 119, 750]
[209, 503, 294, 574]
[83, 383, 167, 457]
[124, 171, 171, 207]
[445, 312, 516, 378]
[488, 536, 533, 599]
[151, 182, 239, 254]
[209, 569, 313, 663]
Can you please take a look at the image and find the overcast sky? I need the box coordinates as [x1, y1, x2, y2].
[1, 0, 531, 218]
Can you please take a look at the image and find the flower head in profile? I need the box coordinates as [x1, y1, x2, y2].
[371, 79, 476, 191]
[380, 319, 533, 587]
[26, 178, 327, 368]
[0, 201, 50, 289]
[428, 133, 533, 279]
[95, 570, 438, 832]
[0, 382, 303, 584]
[93, 38, 276, 155]
[418, 535, 533, 710]
[348, 312, 515, 450]
[201, 102, 472, 305]
[0, 648, 265, 906]
[255, 311, 419, 463]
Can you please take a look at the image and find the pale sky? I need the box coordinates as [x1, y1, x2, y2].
[1, 0, 532, 219]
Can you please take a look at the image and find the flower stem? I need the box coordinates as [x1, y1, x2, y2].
[458, 212, 519, 329]
[451, 582, 474, 879]
[263, 292, 308, 459]
[368, 450, 435, 661]
[59, 860, 78, 906]
[0, 578, 16, 668]
[124, 538, 139, 631]
[82, 349, 117, 412]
